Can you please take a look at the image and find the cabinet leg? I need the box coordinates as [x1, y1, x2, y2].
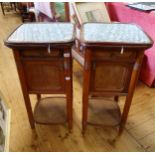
[37, 94, 41, 101]
[119, 52, 144, 135]
[24, 95, 35, 129]
[82, 96, 89, 134]
[64, 51, 73, 131]
[13, 50, 35, 129]
[82, 49, 92, 134]
[68, 80, 73, 130]
[114, 96, 119, 102]
[66, 86, 73, 131]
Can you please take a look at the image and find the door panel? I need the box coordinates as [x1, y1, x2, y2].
[22, 60, 65, 92]
[91, 61, 133, 93]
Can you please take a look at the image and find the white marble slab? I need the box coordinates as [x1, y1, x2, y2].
[82, 23, 151, 44]
[8, 23, 74, 43]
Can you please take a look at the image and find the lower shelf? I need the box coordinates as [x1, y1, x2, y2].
[34, 97, 67, 124]
[88, 98, 121, 126]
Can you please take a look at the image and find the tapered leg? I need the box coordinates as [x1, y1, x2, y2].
[82, 88, 89, 133]
[114, 96, 119, 102]
[13, 50, 35, 129]
[66, 64, 73, 131]
[66, 79, 73, 131]
[23, 94, 35, 128]
[64, 51, 73, 131]
[82, 48, 92, 134]
[37, 94, 41, 101]
[119, 51, 144, 135]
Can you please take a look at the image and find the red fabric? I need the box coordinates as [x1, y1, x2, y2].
[106, 2, 155, 87]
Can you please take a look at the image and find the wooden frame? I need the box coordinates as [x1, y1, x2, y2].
[71, 2, 110, 27]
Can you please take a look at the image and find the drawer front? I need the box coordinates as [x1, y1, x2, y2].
[92, 49, 137, 61]
[90, 61, 133, 93]
[21, 49, 61, 58]
[22, 60, 65, 92]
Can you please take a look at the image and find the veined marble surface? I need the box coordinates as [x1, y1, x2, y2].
[7, 23, 75, 43]
[82, 23, 151, 44]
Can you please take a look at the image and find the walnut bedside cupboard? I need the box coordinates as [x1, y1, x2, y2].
[5, 23, 75, 130]
[77, 23, 153, 134]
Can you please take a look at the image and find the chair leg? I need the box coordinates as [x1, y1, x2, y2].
[0, 3, 5, 16]
[10, 2, 13, 10]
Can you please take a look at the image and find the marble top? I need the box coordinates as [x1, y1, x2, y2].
[82, 23, 151, 44]
[7, 23, 75, 44]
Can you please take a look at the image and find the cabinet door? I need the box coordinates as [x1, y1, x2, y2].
[22, 60, 65, 93]
[90, 61, 133, 93]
